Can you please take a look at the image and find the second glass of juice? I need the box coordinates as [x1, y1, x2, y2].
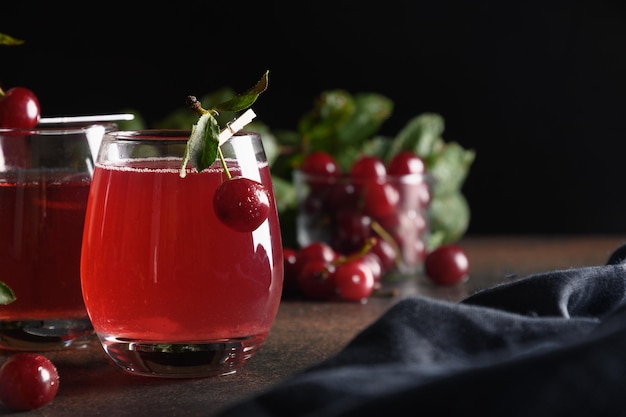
[80, 130, 284, 378]
[0, 122, 115, 351]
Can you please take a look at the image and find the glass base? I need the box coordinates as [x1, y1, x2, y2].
[0, 318, 94, 351]
[100, 334, 267, 378]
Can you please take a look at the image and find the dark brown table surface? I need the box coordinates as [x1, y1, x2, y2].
[2, 235, 625, 416]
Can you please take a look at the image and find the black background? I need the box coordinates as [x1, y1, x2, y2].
[3, 1, 626, 235]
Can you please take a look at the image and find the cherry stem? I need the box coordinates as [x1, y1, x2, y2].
[318, 237, 378, 278]
[186, 95, 216, 117]
[217, 147, 232, 180]
[332, 237, 377, 267]
[371, 220, 403, 268]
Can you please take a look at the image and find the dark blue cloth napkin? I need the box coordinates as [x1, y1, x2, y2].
[218, 244, 626, 417]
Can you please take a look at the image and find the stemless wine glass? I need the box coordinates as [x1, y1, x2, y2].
[80, 129, 284, 378]
[0, 121, 116, 351]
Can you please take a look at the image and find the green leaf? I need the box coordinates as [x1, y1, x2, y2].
[297, 90, 355, 152]
[0, 33, 24, 46]
[361, 135, 393, 156]
[428, 142, 476, 196]
[181, 113, 220, 175]
[429, 192, 471, 246]
[387, 113, 446, 160]
[336, 93, 394, 147]
[0, 281, 16, 305]
[214, 70, 269, 113]
[271, 175, 297, 213]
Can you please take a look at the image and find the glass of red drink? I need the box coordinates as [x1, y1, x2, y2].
[0, 122, 116, 351]
[81, 130, 284, 378]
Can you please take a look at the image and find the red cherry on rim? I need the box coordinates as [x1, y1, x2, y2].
[0, 87, 41, 129]
[213, 176, 271, 232]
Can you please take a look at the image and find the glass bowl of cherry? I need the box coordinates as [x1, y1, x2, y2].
[293, 150, 432, 281]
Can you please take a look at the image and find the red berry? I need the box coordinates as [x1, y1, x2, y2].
[282, 248, 300, 297]
[387, 151, 426, 176]
[213, 176, 270, 232]
[296, 242, 338, 266]
[300, 151, 340, 177]
[0, 87, 41, 129]
[361, 252, 384, 282]
[349, 155, 387, 180]
[297, 259, 336, 300]
[325, 182, 359, 212]
[362, 181, 400, 219]
[332, 210, 372, 254]
[332, 258, 375, 302]
[424, 244, 470, 285]
[0, 353, 60, 411]
[371, 238, 398, 272]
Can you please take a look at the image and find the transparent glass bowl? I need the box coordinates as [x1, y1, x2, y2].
[294, 169, 432, 278]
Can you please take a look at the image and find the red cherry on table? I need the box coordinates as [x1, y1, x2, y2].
[332, 258, 375, 302]
[424, 244, 470, 286]
[293, 242, 339, 300]
[213, 176, 271, 232]
[0, 87, 41, 129]
[0, 353, 60, 411]
[297, 259, 337, 300]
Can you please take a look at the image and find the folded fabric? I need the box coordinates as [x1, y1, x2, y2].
[218, 245, 626, 417]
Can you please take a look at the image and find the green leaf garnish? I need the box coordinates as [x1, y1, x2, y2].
[214, 70, 269, 113]
[0, 281, 16, 305]
[180, 113, 221, 177]
[0, 33, 24, 46]
[180, 71, 269, 176]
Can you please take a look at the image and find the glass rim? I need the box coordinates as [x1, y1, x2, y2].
[0, 121, 117, 136]
[103, 129, 259, 142]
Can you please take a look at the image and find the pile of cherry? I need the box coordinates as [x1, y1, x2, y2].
[297, 151, 431, 269]
[283, 150, 470, 302]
